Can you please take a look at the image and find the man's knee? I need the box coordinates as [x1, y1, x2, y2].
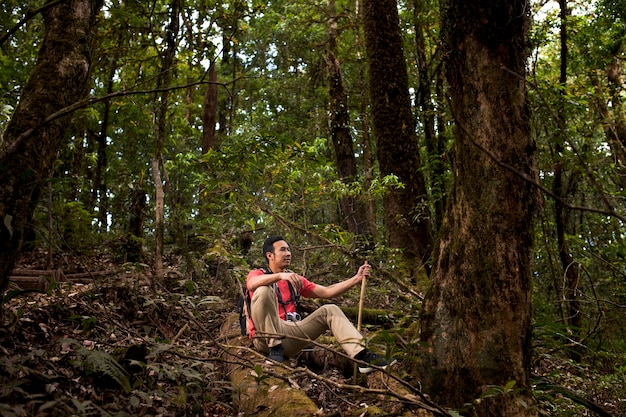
[252, 285, 273, 301]
[319, 303, 343, 316]
[250, 285, 277, 319]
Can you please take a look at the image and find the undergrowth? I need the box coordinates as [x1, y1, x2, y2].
[1, 254, 624, 416]
[0, 270, 233, 417]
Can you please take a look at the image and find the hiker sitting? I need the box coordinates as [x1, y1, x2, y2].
[245, 235, 391, 374]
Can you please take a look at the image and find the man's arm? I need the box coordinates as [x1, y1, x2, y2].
[308, 263, 370, 299]
[247, 271, 303, 292]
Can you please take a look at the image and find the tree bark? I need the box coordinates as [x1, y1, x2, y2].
[354, 0, 378, 242]
[199, 62, 218, 223]
[202, 62, 218, 153]
[318, 0, 373, 241]
[418, 1, 538, 415]
[362, 0, 433, 278]
[125, 187, 146, 263]
[0, 0, 103, 294]
[324, 44, 371, 240]
[599, 34, 626, 190]
[606, 56, 626, 153]
[152, 155, 165, 279]
[591, 70, 626, 190]
[325, 50, 369, 235]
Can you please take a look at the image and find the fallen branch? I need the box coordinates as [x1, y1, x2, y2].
[8, 269, 118, 290]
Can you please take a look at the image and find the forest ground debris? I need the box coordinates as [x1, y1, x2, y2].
[1, 251, 624, 416]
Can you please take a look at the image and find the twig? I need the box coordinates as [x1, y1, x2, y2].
[171, 323, 189, 344]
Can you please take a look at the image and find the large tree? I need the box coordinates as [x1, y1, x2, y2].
[324, 0, 372, 239]
[418, 0, 538, 415]
[0, 0, 103, 293]
[362, 0, 433, 277]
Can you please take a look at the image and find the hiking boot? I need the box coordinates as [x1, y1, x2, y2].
[267, 344, 284, 363]
[355, 349, 394, 374]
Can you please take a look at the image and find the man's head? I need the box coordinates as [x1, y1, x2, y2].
[263, 235, 291, 270]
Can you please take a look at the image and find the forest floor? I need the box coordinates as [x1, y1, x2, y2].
[1, 250, 624, 417]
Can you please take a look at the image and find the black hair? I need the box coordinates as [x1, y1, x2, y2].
[263, 235, 284, 263]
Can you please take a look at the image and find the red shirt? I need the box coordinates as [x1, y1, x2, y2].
[246, 269, 316, 337]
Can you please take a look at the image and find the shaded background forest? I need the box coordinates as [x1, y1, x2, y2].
[1, 0, 626, 416]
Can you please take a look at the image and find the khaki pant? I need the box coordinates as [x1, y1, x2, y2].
[250, 285, 364, 358]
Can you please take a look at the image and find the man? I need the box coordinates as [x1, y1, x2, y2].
[246, 235, 392, 373]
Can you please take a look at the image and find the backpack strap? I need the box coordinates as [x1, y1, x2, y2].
[287, 281, 301, 313]
[237, 283, 252, 336]
[275, 281, 300, 312]
[263, 267, 301, 317]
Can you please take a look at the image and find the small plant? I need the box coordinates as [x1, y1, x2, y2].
[64, 339, 132, 393]
[251, 365, 270, 386]
[67, 315, 97, 334]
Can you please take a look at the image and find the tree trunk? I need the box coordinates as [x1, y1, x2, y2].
[125, 187, 146, 263]
[202, 62, 218, 153]
[151, 0, 180, 280]
[606, 56, 626, 153]
[324, 51, 366, 234]
[93, 60, 118, 231]
[597, 35, 626, 190]
[413, 0, 447, 236]
[591, 71, 626, 190]
[325, 2, 372, 239]
[554, 0, 582, 361]
[418, 1, 538, 415]
[354, 0, 378, 242]
[152, 155, 165, 279]
[0, 0, 103, 293]
[362, 0, 433, 278]
[199, 62, 218, 223]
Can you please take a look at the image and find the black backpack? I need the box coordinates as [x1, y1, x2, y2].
[237, 268, 301, 337]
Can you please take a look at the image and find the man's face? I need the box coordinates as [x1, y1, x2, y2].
[268, 240, 291, 269]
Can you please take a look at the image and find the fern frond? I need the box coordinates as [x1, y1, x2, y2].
[79, 347, 132, 393]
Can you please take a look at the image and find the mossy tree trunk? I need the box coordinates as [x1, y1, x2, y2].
[362, 0, 433, 278]
[418, 1, 538, 415]
[0, 0, 103, 294]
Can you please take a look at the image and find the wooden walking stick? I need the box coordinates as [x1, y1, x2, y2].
[357, 260, 368, 332]
[353, 260, 368, 382]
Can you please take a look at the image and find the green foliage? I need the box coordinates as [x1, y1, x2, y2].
[368, 328, 402, 368]
[0, 1, 43, 132]
[58, 201, 97, 248]
[251, 365, 270, 385]
[4, 0, 626, 414]
[67, 314, 98, 334]
[480, 380, 519, 399]
[67, 339, 132, 393]
[530, 1, 626, 381]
